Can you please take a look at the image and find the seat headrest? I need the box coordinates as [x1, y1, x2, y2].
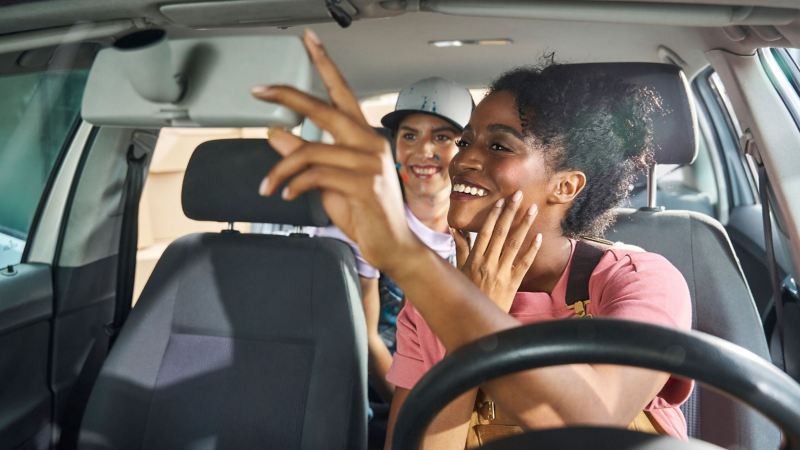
[565, 62, 698, 166]
[182, 139, 330, 226]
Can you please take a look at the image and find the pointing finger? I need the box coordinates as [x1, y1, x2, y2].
[252, 85, 381, 150]
[268, 127, 305, 157]
[261, 141, 382, 196]
[303, 29, 369, 127]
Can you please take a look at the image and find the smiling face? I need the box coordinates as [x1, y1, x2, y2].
[395, 113, 461, 199]
[448, 91, 562, 232]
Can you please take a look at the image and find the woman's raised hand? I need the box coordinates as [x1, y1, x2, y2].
[451, 191, 543, 312]
[252, 29, 420, 272]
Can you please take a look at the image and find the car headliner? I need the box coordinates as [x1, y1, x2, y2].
[1, 0, 800, 96]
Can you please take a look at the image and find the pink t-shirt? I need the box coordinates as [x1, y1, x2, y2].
[386, 240, 694, 439]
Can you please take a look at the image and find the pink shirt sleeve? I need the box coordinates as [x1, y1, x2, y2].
[387, 248, 694, 407]
[590, 249, 692, 331]
[386, 304, 424, 389]
[386, 301, 448, 389]
[589, 249, 694, 423]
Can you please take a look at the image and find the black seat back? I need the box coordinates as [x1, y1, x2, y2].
[79, 139, 367, 450]
[606, 209, 780, 449]
[583, 62, 781, 448]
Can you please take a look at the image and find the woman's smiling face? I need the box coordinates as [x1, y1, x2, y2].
[448, 91, 553, 232]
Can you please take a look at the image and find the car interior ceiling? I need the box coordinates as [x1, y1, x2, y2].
[2, 1, 800, 449]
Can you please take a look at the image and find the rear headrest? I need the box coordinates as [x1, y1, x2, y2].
[182, 139, 330, 226]
[565, 62, 698, 165]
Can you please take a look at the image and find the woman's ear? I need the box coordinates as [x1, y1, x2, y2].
[548, 170, 586, 204]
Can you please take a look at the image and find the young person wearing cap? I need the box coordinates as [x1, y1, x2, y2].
[316, 77, 474, 403]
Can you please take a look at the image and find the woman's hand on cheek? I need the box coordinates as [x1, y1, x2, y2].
[451, 191, 543, 312]
[252, 29, 419, 273]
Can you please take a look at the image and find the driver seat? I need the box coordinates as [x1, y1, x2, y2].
[78, 139, 368, 449]
[584, 63, 782, 448]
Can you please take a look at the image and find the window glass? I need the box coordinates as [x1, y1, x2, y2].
[0, 69, 87, 266]
[707, 70, 759, 202]
[708, 72, 743, 138]
[788, 48, 800, 65]
[774, 48, 800, 94]
[764, 48, 800, 128]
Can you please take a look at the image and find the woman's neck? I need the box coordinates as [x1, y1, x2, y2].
[405, 189, 451, 233]
[518, 233, 573, 294]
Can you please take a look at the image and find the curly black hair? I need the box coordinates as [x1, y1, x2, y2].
[489, 65, 663, 238]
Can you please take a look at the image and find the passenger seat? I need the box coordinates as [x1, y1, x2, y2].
[79, 139, 368, 450]
[583, 62, 782, 449]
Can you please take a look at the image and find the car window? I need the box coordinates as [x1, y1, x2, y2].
[763, 48, 800, 129]
[709, 71, 764, 194]
[757, 48, 800, 256]
[694, 69, 759, 210]
[0, 69, 88, 266]
[768, 48, 800, 96]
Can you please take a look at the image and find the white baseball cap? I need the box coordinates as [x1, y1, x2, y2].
[381, 77, 473, 132]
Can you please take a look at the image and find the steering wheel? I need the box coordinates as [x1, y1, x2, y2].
[392, 319, 800, 450]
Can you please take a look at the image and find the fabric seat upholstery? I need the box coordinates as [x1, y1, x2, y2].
[606, 209, 780, 449]
[79, 139, 367, 450]
[584, 62, 781, 448]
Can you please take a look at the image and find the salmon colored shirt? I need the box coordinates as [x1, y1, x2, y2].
[386, 240, 694, 439]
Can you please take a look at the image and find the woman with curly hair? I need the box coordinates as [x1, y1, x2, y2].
[254, 30, 692, 450]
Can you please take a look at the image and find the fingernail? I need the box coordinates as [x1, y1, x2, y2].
[535, 233, 543, 245]
[251, 85, 274, 96]
[527, 203, 538, 216]
[305, 28, 321, 45]
[259, 177, 270, 196]
[512, 190, 523, 203]
[495, 198, 505, 208]
[282, 187, 290, 200]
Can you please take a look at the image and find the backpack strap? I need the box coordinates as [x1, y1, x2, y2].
[565, 238, 613, 317]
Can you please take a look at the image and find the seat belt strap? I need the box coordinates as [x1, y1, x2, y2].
[759, 164, 786, 371]
[565, 238, 612, 317]
[107, 135, 151, 346]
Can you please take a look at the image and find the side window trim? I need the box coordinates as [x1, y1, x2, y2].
[761, 49, 800, 130]
[693, 67, 758, 208]
[691, 90, 730, 223]
[25, 122, 96, 265]
[20, 114, 87, 262]
[0, 67, 90, 266]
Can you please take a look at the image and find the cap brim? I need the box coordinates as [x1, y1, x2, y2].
[380, 110, 465, 133]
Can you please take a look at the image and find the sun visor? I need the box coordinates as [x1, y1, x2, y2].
[82, 31, 310, 128]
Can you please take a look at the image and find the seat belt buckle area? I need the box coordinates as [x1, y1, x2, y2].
[477, 400, 496, 421]
[567, 299, 592, 318]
